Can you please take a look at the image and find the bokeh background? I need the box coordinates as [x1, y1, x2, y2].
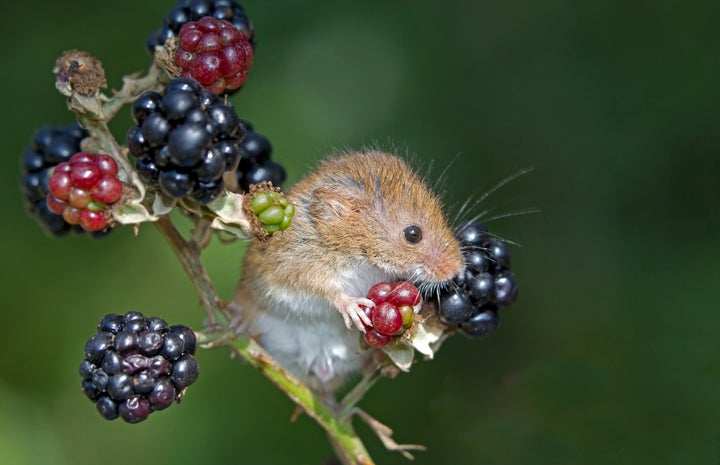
[1, 1, 718, 464]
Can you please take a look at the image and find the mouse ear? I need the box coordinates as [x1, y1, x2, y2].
[310, 184, 365, 222]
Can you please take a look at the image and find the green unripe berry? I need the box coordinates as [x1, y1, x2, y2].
[258, 205, 285, 225]
[250, 192, 273, 213]
[399, 305, 414, 328]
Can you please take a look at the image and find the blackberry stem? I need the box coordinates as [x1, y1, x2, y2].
[76, 114, 135, 182]
[101, 63, 166, 120]
[154, 215, 226, 326]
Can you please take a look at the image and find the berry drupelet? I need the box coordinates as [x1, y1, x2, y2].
[127, 77, 244, 203]
[80, 311, 199, 423]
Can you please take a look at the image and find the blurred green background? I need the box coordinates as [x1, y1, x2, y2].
[1, 1, 718, 464]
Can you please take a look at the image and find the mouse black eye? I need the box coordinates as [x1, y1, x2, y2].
[403, 225, 422, 244]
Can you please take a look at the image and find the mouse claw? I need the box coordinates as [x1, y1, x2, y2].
[335, 294, 374, 332]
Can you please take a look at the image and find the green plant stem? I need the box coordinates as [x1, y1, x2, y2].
[101, 63, 165, 120]
[156, 214, 376, 465]
[76, 113, 136, 181]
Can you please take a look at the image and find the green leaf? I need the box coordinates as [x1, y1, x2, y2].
[112, 202, 157, 225]
[383, 342, 415, 372]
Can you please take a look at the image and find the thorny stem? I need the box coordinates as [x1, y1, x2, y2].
[154, 215, 226, 326]
[101, 63, 165, 119]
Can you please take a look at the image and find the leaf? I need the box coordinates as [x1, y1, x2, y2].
[410, 319, 446, 359]
[152, 192, 176, 216]
[383, 342, 415, 372]
[206, 190, 252, 238]
[112, 202, 157, 225]
[209, 217, 251, 239]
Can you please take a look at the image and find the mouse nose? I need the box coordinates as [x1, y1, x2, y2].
[430, 249, 465, 283]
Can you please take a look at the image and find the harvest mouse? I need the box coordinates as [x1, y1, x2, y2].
[233, 150, 465, 393]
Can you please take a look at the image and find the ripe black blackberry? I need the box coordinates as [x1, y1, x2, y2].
[80, 311, 199, 423]
[21, 124, 94, 237]
[147, 0, 255, 54]
[127, 77, 244, 203]
[233, 120, 286, 192]
[434, 220, 519, 339]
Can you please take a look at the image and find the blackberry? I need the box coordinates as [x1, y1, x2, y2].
[20, 124, 97, 237]
[79, 311, 199, 423]
[233, 123, 286, 192]
[127, 78, 244, 203]
[433, 220, 519, 340]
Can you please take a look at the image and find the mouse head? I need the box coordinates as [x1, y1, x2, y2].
[309, 150, 464, 286]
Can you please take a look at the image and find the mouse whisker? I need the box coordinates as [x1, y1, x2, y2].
[480, 207, 542, 224]
[451, 166, 535, 227]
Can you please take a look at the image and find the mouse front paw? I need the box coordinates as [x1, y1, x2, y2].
[334, 294, 374, 332]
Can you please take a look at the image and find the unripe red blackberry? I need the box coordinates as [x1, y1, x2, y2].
[148, 0, 255, 52]
[362, 281, 421, 348]
[47, 153, 124, 232]
[175, 17, 254, 95]
[147, 0, 255, 95]
[79, 311, 199, 423]
[21, 124, 112, 237]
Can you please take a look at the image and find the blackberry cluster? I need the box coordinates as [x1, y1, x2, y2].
[80, 311, 199, 424]
[21, 124, 93, 237]
[147, 0, 254, 55]
[435, 220, 518, 339]
[234, 121, 286, 192]
[127, 78, 244, 203]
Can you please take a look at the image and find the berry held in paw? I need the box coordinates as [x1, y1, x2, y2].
[362, 281, 421, 348]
